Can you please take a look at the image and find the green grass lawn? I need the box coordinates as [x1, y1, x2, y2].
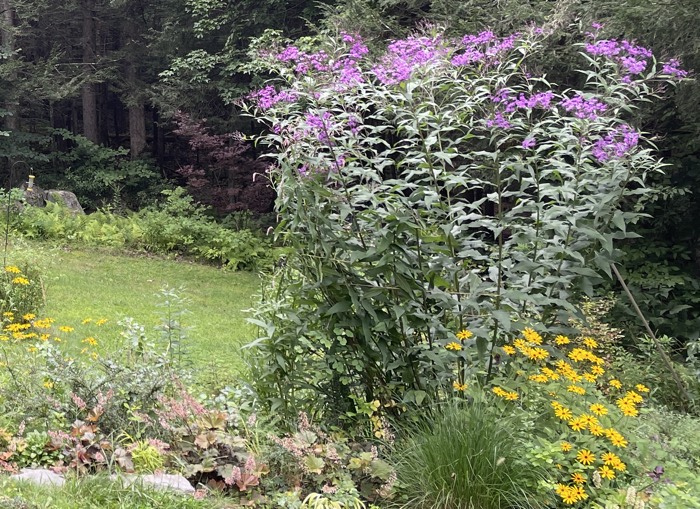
[7, 239, 262, 383]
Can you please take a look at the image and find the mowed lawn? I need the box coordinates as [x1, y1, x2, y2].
[13, 240, 262, 381]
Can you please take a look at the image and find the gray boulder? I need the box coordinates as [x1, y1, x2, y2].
[22, 187, 46, 208]
[10, 468, 65, 487]
[43, 190, 84, 214]
[115, 473, 195, 494]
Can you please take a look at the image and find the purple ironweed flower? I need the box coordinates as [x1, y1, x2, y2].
[452, 31, 519, 68]
[298, 164, 309, 177]
[491, 88, 512, 104]
[249, 85, 298, 110]
[277, 46, 302, 62]
[591, 124, 639, 162]
[305, 111, 334, 142]
[373, 35, 447, 85]
[504, 91, 555, 112]
[341, 32, 369, 60]
[347, 116, 362, 135]
[522, 137, 536, 149]
[560, 94, 608, 120]
[485, 112, 512, 129]
[585, 38, 652, 77]
[661, 59, 689, 79]
[452, 47, 484, 66]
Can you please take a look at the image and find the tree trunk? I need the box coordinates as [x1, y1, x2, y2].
[126, 64, 146, 158]
[81, 0, 98, 143]
[1, 0, 17, 131]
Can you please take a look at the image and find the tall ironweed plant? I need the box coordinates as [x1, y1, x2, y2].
[245, 25, 688, 417]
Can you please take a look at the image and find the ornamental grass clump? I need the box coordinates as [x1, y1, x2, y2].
[245, 24, 688, 418]
[392, 400, 547, 509]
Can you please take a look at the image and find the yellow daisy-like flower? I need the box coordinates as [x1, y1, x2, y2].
[590, 365, 605, 376]
[2, 311, 13, 318]
[541, 367, 559, 380]
[22, 313, 36, 321]
[452, 381, 467, 391]
[527, 347, 549, 361]
[12, 277, 30, 285]
[502, 345, 516, 355]
[601, 452, 620, 466]
[554, 335, 570, 345]
[609, 379, 622, 389]
[58, 326, 74, 333]
[576, 449, 595, 466]
[569, 417, 587, 432]
[555, 406, 573, 421]
[445, 342, 463, 351]
[611, 459, 626, 472]
[529, 374, 549, 383]
[573, 485, 588, 501]
[4, 265, 21, 274]
[607, 432, 628, 448]
[27, 346, 38, 353]
[624, 390, 644, 404]
[599, 465, 616, 480]
[522, 327, 542, 344]
[590, 403, 608, 416]
[568, 348, 588, 362]
[504, 391, 519, 401]
[619, 404, 639, 417]
[582, 373, 597, 383]
[560, 441, 573, 452]
[571, 472, 586, 485]
[492, 387, 508, 397]
[582, 337, 598, 349]
[82, 318, 92, 324]
[513, 338, 528, 351]
[579, 414, 599, 428]
[95, 318, 108, 326]
[560, 490, 578, 505]
[43, 380, 54, 389]
[589, 424, 605, 436]
[82, 337, 98, 347]
[635, 383, 650, 393]
[567, 384, 586, 395]
[456, 329, 473, 341]
[33, 318, 54, 329]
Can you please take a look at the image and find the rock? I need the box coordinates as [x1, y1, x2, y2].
[43, 190, 84, 214]
[22, 187, 46, 208]
[10, 468, 65, 487]
[116, 473, 195, 494]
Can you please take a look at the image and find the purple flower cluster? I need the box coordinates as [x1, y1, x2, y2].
[274, 34, 369, 88]
[451, 31, 518, 67]
[305, 111, 334, 142]
[661, 59, 689, 79]
[591, 124, 639, 162]
[522, 137, 536, 149]
[485, 112, 512, 129]
[373, 35, 447, 85]
[249, 85, 298, 110]
[585, 38, 653, 78]
[560, 94, 608, 120]
[503, 91, 555, 112]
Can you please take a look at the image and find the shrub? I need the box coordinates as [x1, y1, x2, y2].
[245, 25, 688, 417]
[392, 400, 547, 509]
[12, 187, 273, 270]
